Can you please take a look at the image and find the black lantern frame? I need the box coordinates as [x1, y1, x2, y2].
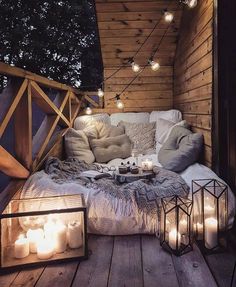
[0, 194, 88, 270]
[192, 179, 228, 253]
[160, 195, 193, 256]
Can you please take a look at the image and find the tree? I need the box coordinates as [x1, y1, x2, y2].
[0, 0, 103, 90]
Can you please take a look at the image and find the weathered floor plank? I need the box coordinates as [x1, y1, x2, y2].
[72, 235, 114, 287]
[9, 267, 44, 287]
[172, 244, 217, 287]
[0, 271, 19, 287]
[142, 235, 179, 287]
[108, 235, 143, 287]
[34, 262, 78, 287]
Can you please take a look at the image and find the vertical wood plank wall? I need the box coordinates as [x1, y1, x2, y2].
[173, 0, 213, 167]
[95, 0, 183, 112]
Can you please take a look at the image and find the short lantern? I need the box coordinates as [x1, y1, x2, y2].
[192, 179, 228, 252]
[160, 195, 193, 256]
[0, 194, 88, 270]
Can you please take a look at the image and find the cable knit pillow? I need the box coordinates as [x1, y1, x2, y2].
[65, 128, 95, 164]
[118, 121, 156, 154]
[90, 134, 132, 163]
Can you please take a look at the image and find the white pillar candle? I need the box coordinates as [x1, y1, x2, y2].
[165, 219, 171, 232]
[54, 221, 67, 253]
[67, 221, 83, 249]
[169, 229, 181, 250]
[26, 228, 44, 253]
[37, 239, 54, 260]
[179, 219, 188, 234]
[204, 204, 215, 218]
[204, 217, 218, 249]
[14, 234, 29, 259]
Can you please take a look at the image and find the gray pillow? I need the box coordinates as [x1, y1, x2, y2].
[65, 128, 95, 164]
[158, 126, 203, 172]
[90, 134, 132, 163]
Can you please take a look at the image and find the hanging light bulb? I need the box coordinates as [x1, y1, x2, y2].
[131, 61, 141, 73]
[98, 88, 104, 98]
[115, 94, 124, 109]
[164, 11, 174, 22]
[187, 0, 197, 8]
[85, 106, 92, 115]
[149, 59, 160, 71]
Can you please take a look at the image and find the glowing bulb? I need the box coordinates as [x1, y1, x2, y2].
[85, 107, 92, 115]
[150, 60, 160, 71]
[116, 99, 124, 109]
[131, 62, 141, 73]
[98, 88, 104, 97]
[187, 0, 197, 8]
[164, 11, 174, 22]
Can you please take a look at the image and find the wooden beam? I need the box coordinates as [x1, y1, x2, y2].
[0, 79, 28, 138]
[0, 146, 29, 178]
[84, 95, 99, 108]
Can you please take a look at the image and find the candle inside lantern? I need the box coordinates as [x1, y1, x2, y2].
[169, 229, 181, 250]
[179, 219, 188, 234]
[141, 159, 153, 171]
[37, 239, 54, 260]
[204, 204, 215, 218]
[67, 221, 83, 249]
[204, 217, 218, 249]
[26, 228, 44, 253]
[14, 234, 30, 259]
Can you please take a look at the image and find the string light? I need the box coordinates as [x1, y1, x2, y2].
[131, 61, 141, 73]
[115, 95, 124, 109]
[164, 10, 174, 22]
[149, 59, 160, 71]
[98, 88, 104, 97]
[85, 106, 92, 115]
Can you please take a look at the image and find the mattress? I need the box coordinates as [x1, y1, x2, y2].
[20, 154, 235, 235]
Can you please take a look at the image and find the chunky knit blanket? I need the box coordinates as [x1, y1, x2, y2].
[45, 157, 189, 218]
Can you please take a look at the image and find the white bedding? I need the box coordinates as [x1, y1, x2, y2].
[21, 154, 235, 235]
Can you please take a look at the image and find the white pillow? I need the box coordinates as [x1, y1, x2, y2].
[110, 112, 150, 126]
[74, 113, 110, 130]
[155, 118, 189, 152]
[150, 110, 182, 124]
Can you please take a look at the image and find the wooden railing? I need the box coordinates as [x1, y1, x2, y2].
[0, 62, 99, 210]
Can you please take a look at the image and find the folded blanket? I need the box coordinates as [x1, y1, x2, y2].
[44, 157, 189, 218]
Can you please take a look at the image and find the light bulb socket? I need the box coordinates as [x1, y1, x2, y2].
[115, 94, 120, 101]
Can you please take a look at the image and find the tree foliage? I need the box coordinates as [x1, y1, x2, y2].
[0, 0, 103, 89]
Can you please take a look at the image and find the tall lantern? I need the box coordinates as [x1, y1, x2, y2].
[192, 179, 228, 252]
[160, 195, 193, 256]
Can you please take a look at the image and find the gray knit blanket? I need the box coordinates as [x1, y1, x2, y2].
[45, 157, 189, 218]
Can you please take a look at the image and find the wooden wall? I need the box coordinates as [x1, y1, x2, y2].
[173, 0, 213, 167]
[95, 0, 183, 112]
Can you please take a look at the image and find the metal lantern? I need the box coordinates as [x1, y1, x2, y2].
[0, 194, 88, 270]
[192, 179, 228, 252]
[160, 195, 193, 256]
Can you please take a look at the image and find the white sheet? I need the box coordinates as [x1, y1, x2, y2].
[21, 155, 235, 235]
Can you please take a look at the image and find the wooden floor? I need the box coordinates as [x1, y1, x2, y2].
[1, 235, 236, 287]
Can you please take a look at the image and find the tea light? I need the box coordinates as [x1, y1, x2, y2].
[37, 239, 54, 260]
[14, 234, 29, 259]
[204, 217, 218, 249]
[67, 221, 83, 249]
[26, 228, 44, 253]
[141, 159, 153, 171]
[169, 229, 181, 250]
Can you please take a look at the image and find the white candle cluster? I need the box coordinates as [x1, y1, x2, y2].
[14, 217, 83, 260]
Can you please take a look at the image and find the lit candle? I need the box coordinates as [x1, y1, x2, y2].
[54, 221, 67, 253]
[26, 228, 44, 253]
[14, 234, 29, 259]
[179, 219, 188, 234]
[204, 217, 218, 249]
[141, 159, 153, 171]
[165, 219, 171, 232]
[169, 229, 181, 250]
[37, 239, 54, 260]
[67, 221, 83, 249]
[204, 204, 215, 218]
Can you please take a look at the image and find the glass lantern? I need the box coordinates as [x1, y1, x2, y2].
[192, 179, 228, 252]
[160, 195, 193, 256]
[0, 194, 88, 270]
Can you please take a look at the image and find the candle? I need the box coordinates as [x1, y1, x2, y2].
[14, 234, 29, 259]
[204, 217, 218, 249]
[67, 221, 83, 249]
[179, 219, 188, 234]
[54, 221, 67, 253]
[141, 159, 153, 171]
[37, 239, 54, 260]
[26, 228, 44, 253]
[169, 229, 181, 250]
[165, 219, 171, 232]
[204, 204, 215, 218]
